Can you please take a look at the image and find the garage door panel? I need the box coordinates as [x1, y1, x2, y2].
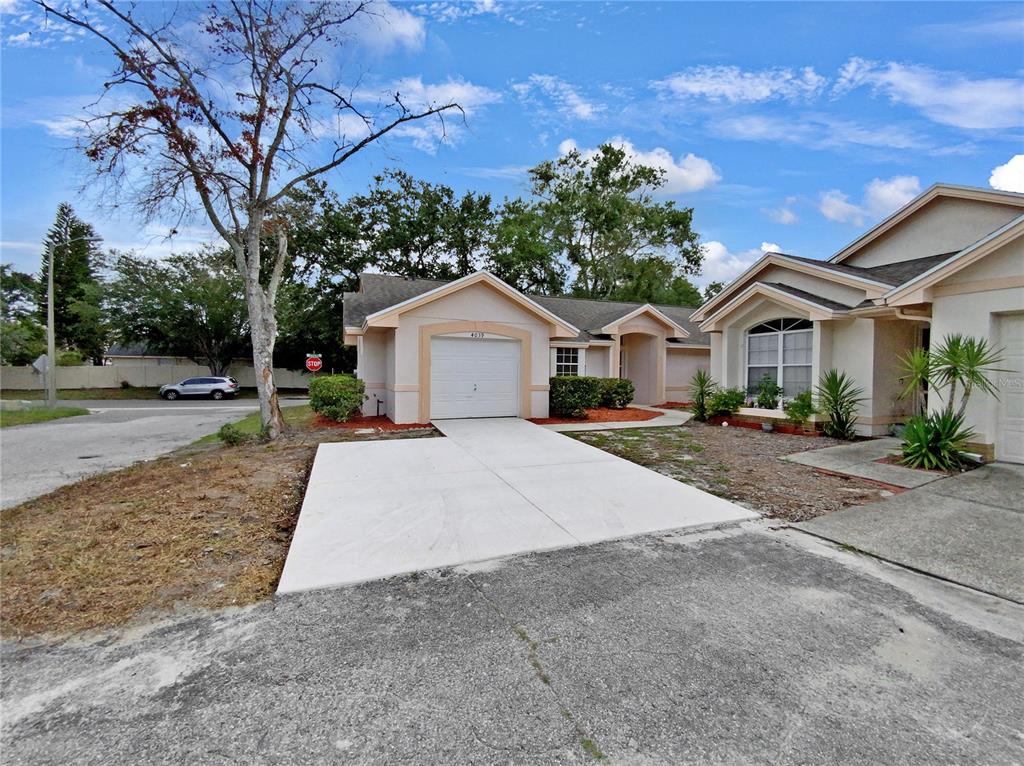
[998, 314, 1023, 464]
[431, 337, 520, 419]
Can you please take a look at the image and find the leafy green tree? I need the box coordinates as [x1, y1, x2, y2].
[527, 144, 703, 300]
[703, 281, 725, 301]
[108, 250, 249, 375]
[1, 264, 38, 320]
[0, 317, 46, 365]
[349, 170, 493, 280]
[37, 203, 107, 363]
[604, 255, 703, 306]
[484, 200, 565, 294]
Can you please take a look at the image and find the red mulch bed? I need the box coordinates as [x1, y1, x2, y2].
[707, 415, 819, 437]
[658, 401, 692, 408]
[312, 414, 433, 431]
[529, 407, 660, 426]
[874, 454, 949, 474]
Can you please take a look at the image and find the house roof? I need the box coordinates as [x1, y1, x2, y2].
[343, 273, 709, 345]
[759, 282, 855, 312]
[828, 183, 1024, 264]
[776, 251, 955, 287]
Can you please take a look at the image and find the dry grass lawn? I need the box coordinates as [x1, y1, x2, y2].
[1, 406, 436, 640]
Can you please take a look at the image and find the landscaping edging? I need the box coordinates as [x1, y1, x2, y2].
[707, 414, 820, 436]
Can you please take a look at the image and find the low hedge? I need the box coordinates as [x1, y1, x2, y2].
[706, 386, 746, 417]
[600, 377, 634, 409]
[549, 375, 603, 418]
[308, 374, 366, 422]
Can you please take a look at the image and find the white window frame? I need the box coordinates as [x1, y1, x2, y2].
[554, 347, 581, 376]
[744, 319, 813, 398]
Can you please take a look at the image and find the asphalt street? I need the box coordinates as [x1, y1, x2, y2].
[3, 525, 1022, 765]
[0, 397, 306, 509]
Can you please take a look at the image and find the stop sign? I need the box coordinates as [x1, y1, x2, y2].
[305, 356, 323, 372]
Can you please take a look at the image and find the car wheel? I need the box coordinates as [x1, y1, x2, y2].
[164, 390, 178, 401]
[211, 390, 225, 400]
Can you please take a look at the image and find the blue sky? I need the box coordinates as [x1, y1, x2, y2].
[2, 1, 1022, 286]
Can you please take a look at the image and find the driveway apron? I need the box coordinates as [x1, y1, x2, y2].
[278, 418, 755, 593]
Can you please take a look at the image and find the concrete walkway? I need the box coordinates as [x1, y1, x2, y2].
[796, 462, 1024, 602]
[278, 417, 754, 593]
[542, 405, 691, 432]
[784, 436, 941, 488]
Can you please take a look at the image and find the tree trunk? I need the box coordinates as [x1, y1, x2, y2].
[238, 235, 286, 439]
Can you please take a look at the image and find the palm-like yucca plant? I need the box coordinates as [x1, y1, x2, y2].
[815, 369, 865, 440]
[900, 411, 977, 472]
[897, 346, 934, 416]
[930, 334, 1006, 419]
[690, 369, 717, 422]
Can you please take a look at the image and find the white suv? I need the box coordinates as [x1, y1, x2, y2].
[159, 376, 240, 400]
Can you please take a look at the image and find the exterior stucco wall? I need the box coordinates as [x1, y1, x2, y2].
[357, 329, 390, 417]
[389, 282, 552, 423]
[930, 289, 1024, 453]
[622, 333, 657, 404]
[932, 236, 1023, 286]
[826, 318, 877, 434]
[841, 197, 1023, 269]
[585, 346, 609, 377]
[871, 319, 922, 428]
[666, 348, 709, 401]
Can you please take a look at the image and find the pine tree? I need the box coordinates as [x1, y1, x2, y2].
[37, 203, 106, 363]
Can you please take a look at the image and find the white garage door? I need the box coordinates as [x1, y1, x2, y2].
[997, 313, 1024, 464]
[430, 336, 520, 419]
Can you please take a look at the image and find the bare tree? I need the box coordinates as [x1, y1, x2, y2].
[36, 0, 460, 436]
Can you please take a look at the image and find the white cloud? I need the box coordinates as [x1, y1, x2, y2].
[351, 2, 426, 52]
[833, 57, 1024, 130]
[698, 241, 779, 287]
[713, 113, 929, 153]
[358, 77, 502, 152]
[862, 175, 921, 217]
[818, 175, 921, 226]
[767, 200, 799, 225]
[558, 137, 720, 194]
[512, 74, 604, 121]
[652, 65, 826, 103]
[990, 155, 1024, 193]
[411, 0, 526, 25]
[819, 189, 865, 226]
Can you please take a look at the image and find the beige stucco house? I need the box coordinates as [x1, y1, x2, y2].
[690, 183, 1024, 463]
[343, 272, 710, 423]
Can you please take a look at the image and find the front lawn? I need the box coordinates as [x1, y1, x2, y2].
[570, 422, 891, 522]
[0, 406, 90, 428]
[1, 407, 437, 639]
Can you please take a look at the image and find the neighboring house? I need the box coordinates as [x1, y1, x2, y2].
[690, 183, 1024, 463]
[342, 272, 710, 423]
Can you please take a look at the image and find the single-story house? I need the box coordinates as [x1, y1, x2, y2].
[689, 183, 1024, 463]
[342, 273, 710, 423]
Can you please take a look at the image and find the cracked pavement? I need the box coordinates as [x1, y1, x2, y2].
[3, 526, 1023, 764]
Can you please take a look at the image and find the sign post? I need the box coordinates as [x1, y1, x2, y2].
[305, 354, 323, 373]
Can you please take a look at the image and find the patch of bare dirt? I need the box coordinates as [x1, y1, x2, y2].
[0, 423, 437, 640]
[570, 422, 892, 523]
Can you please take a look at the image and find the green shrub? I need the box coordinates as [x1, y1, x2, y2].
[308, 374, 366, 422]
[599, 377, 634, 409]
[815, 369, 865, 440]
[690, 369, 717, 422]
[752, 374, 783, 410]
[707, 387, 746, 417]
[549, 375, 603, 418]
[783, 390, 817, 427]
[900, 411, 976, 471]
[217, 422, 247, 446]
[56, 350, 86, 366]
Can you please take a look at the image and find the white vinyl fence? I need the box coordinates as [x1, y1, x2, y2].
[0, 363, 311, 391]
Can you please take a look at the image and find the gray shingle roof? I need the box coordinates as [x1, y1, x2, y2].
[776, 251, 957, 287]
[343, 273, 709, 345]
[760, 282, 855, 312]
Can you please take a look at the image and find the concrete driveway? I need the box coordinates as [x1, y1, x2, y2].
[0, 398, 304, 509]
[797, 462, 1024, 602]
[278, 418, 756, 593]
[4, 526, 1022, 764]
